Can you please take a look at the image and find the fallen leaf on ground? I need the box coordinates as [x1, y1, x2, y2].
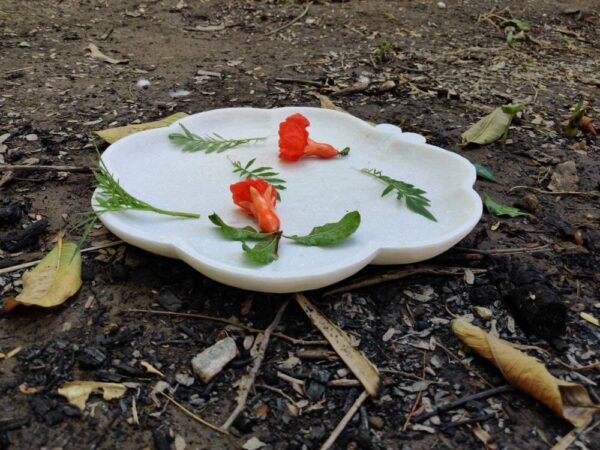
[94, 112, 188, 143]
[141, 361, 165, 377]
[580, 312, 598, 327]
[58, 381, 127, 410]
[452, 318, 598, 427]
[294, 293, 380, 396]
[310, 91, 348, 113]
[462, 104, 523, 146]
[4, 234, 81, 311]
[482, 193, 528, 217]
[242, 437, 266, 450]
[472, 424, 497, 449]
[548, 160, 579, 192]
[86, 43, 129, 64]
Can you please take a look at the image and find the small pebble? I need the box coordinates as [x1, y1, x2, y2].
[368, 416, 385, 429]
[25, 133, 38, 141]
[437, 1, 446, 8]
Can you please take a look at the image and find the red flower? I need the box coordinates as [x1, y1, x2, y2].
[230, 178, 280, 233]
[278, 113, 344, 161]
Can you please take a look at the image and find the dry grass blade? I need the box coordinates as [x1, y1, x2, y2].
[294, 293, 380, 396]
[158, 392, 229, 436]
[320, 390, 369, 450]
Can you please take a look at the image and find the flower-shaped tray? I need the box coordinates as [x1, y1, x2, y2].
[95, 107, 481, 293]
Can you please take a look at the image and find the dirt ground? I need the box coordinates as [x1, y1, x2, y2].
[1, 1, 599, 449]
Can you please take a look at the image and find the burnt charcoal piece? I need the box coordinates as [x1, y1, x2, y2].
[152, 429, 171, 450]
[1, 220, 48, 252]
[0, 203, 24, 226]
[499, 261, 567, 340]
[77, 345, 108, 368]
[157, 290, 183, 312]
[469, 285, 501, 306]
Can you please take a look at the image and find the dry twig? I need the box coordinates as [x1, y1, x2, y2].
[158, 392, 228, 436]
[0, 164, 92, 173]
[324, 267, 485, 296]
[320, 390, 369, 450]
[266, 2, 312, 36]
[126, 308, 325, 346]
[221, 300, 289, 431]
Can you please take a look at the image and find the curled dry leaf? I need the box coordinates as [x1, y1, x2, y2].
[94, 112, 188, 143]
[452, 318, 598, 427]
[4, 235, 81, 311]
[86, 43, 129, 64]
[58, 381, 127, 410]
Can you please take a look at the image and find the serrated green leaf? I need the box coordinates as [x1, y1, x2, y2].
[473, 162, 497, 183]
[462, 104, 523, 146]
[482, 193, 528, 217]
[285, 211, 361, 246]
[209, 213, 273, 241]
[242, 237, 278, 264]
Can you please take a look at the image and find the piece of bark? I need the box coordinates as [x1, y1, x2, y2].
[1, 220, 48, 252]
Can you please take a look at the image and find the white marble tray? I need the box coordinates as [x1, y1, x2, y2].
[94, 107, 481, 293]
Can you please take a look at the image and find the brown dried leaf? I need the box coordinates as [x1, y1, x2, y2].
[452, 319, 598, 427]
[294, 293, 380, 396]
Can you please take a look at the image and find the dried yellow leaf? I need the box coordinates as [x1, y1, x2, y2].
[452, 318, 598, 427]
[580, 312, 599, 327]
[7, 235, 81, 310]
[295, 293, 380, 396]
[141, 361, 165, 377]
[94, 112, 188, 144]
[58, 381, 127, 410]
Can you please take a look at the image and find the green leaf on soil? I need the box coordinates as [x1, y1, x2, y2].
[242, 236, 279, 265]
[209, 213, 274, 241]
[285, 211, 361, 246]
[462, 104, 524, 146]
[503, 19, 531, 31]
[564, 101, 585, 138]
[482, 193, 528, 217]
[473, 163, 497, 183]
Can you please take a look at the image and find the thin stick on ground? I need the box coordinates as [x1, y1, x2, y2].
[221, 300, 290, 431]
[323, 267, 486, 296]
[126, 308, 326, 346]
[320, 390, 369, 450]
[0, 164, 93, 173]
[266, 2, 312, 35]
[414, 384, 513, 423]
[0, 240, 124, 275]
[453, 244, 552, 255]
[509, 185, 599, 198]
[158, 391, 228, 436]
[403, 351, 428, 431]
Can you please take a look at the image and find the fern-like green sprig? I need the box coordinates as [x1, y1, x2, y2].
[360, 168, 437, 222]
[230, 158, 286, 200]
[169, 124, 266, 153]
[73, 159, 200, 251]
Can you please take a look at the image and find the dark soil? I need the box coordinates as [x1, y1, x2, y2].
[1, 1, 599, 449]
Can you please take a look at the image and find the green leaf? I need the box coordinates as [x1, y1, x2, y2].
[504, 19, 530, 31]
[482, 193, 528, 217]
[461, 104, 523, 146]
[564, 101, 584, 138]
[286, 211, 361, 246]
[242, 237, 278, 265]
[208, 213, 273, 241]
[473, 163, 497, 183]
[229, 158, 287, 200]
[169, 124, 266, 154]
[360, 169, 437, 221]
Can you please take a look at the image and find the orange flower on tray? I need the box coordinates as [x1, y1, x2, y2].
[278, 113, 349, 161]
[230, 178, 280, 233]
